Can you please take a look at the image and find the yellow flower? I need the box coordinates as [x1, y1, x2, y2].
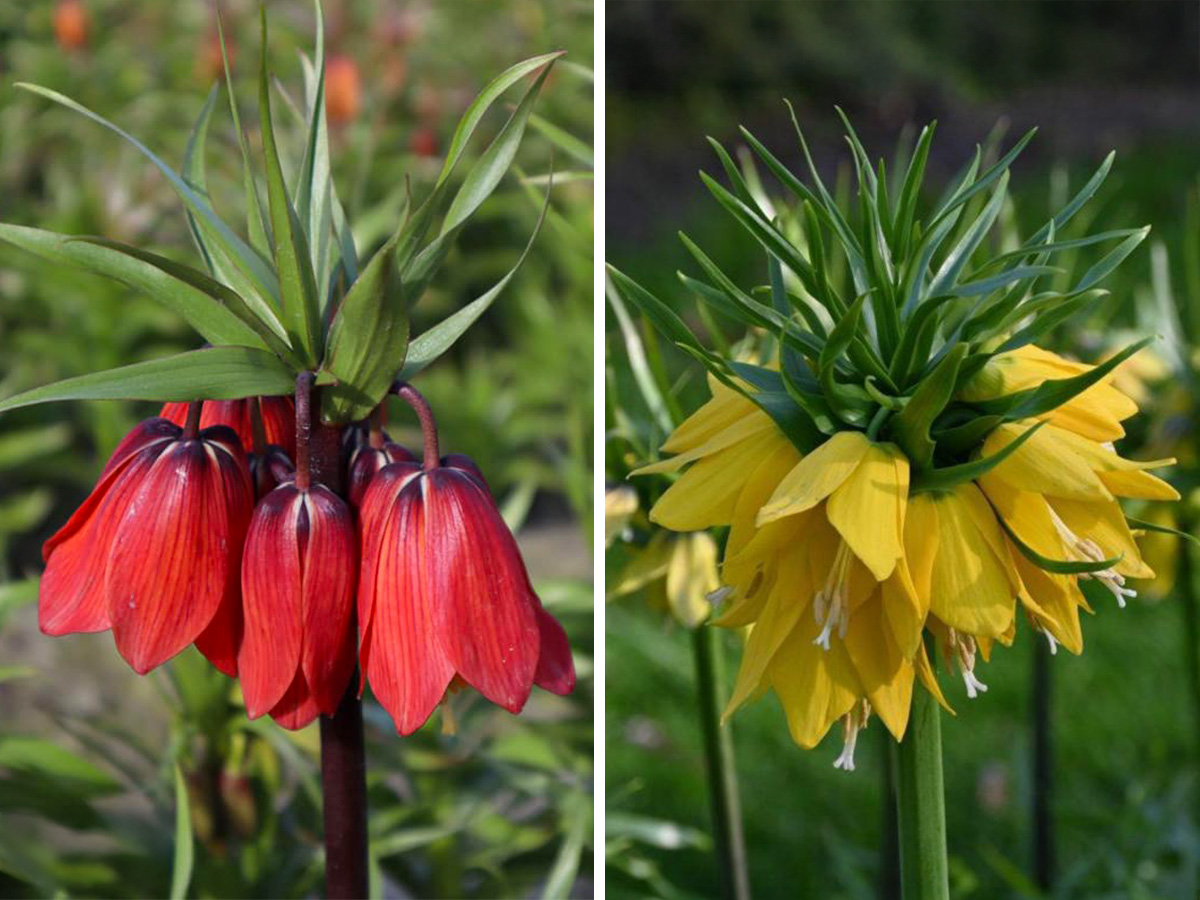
[638, 352, 1176, 768]
[609, 529, 721, 628]
[604, 484, 639, 548]
[960, 345, 1137, 442]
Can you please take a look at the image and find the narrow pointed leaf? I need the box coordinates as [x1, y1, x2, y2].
[259, 9, 321, 366]
[0, 347, 297, 413]
[997, 516, 1123, 574]
[0, 224, 265, 349]
[910, 421, 1044, 493]
[890, 344, 966, 469]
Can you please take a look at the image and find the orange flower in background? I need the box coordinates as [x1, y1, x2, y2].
[325, 55, 362, 126]
[53, 0, 89, 52]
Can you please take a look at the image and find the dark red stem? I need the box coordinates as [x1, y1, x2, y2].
[395, 382, 439, 469]
[308, 396, 368, 899]
[368, 404, 385, 450]
[182, 401, 203, 440]
[294, 374, 315, 491]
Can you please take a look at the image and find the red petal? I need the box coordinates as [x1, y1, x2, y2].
[533, 604, 575, 696]
[269, 670, 322, 730]
[259, 397, 296, 458]
[299, 487, 358, 714]
[108, 440, 244, 674]
[158, 403, 188, 427]
[358, 471, 454, 735]
[441, 453, 490, 493]
[237, 485, 304, 716]
[426, 469, 539, 714]
[40, 436, 172, 635]
[194, 442, 253, 676]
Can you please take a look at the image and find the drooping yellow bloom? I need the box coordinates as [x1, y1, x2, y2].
[960, 345, 1138, 442]
[609, 529, 721, 628]
[637, 350, 1176, 768]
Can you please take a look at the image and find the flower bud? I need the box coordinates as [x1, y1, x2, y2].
[358, 455, 574, 735]
[40, 417, 253, 675]
[238, 483, 358, 730]
[346, 440, 416, 508]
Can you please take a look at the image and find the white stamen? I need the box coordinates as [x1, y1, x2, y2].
[949, 629, 988, 700]
[833, 700, 871, 772]
[813, 543, 852, 651]
[1048, 507, 1135, 608]
[706, 586, 733, 607]
[962, 669, 989, 699]
[1044, 631, 1059, 655]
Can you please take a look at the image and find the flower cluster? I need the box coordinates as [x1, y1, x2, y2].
[39, 384, 575, 733]
[612, 115, 1181, 769]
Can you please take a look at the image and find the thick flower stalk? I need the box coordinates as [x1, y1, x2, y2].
[610, 114, 1180, 897]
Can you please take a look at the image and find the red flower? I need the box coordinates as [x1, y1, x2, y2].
[40, 418, 253, 675]
[238, 483, 358, 730]
[161, 397, 296, 458]
[346, 439, 416, 508]
[357, 455, 575, 735]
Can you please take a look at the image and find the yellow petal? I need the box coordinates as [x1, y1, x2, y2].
[650, 433, 784, 531]
[724, 553, 811, 720]
[725, 431, 803, 559]
[908, 485, 1017, 638]
[978, 477, 1068, 559]
[634, 412, 777, 476]
[768, 614, 861, 748]
[844, 593, 914, 741]
[1013, 552, 1084, 654]
[1051, 497, 1154, 580]
[882, 555, 928, 659]
[665, 533, 720, 628]
[983, 421, 1112, 502]
[1037, 426, 1179, 500]
[757, 431, 871, 525]
[914, 642, 954, 715]
[827, 442, 909, 581]
[661, 374, 761, 454]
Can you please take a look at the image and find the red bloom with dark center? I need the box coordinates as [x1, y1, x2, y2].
[238, 482, 358, 730]
[357, 454, 575, 735]
[161, 397, 296, 458]
[40, 417, 253, 675]
[346, 440, 416, 508]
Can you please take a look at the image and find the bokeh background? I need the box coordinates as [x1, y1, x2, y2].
[606, 3, 1200, 899]
[0, 1, 593, 897]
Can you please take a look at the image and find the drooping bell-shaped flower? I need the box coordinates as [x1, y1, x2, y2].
[238, 481, 358, 730]
[161, 397, 296, 458]
[40, 412, 253, 675]
[358, 453, 575, 735]
[346, 438, 416, 508]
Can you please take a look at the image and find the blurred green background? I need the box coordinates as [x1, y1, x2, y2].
[0, 0, 593, 897]
[606, 3, 1200, 899]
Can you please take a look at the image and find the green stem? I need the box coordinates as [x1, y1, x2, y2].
[1031, 636, 1054, 891]
[1179, 516, 1200, 759]
[880, 729, 900, 900]
[691, 626, 751, 900]
[895, 685, 949, 900]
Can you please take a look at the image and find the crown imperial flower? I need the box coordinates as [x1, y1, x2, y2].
[614, 114, 1181, 770]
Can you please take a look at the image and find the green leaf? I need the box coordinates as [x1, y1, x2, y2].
[15, 82, 281, 313]
[74, 237, 298, 363]
[296, 1, 335, 308]
[180, 83, 221, 275]
[0, 223, 268, 349]
[170, 765, 194, 900]
[890, 344, 966, 469]
[217, 11, 272, 257]
[0, 347, 297, 414]
[1127, 516, 1200, 546]
[928, 170, 1009, 297]
[606, 266, 706, 361]
[0, 737, 120, 798]
[910, 421, 1044, 493]
[529, 112, 592, 167]
[1072, 226, 1150, 293]
[259, 8, 322, 366]
[932, 412, 1004, 457]
[997, 515, 1123, 574]
[540, 796, 589, 900]
[397, 175, 552, 382]
[320, 237, 408, 424]
[435, 52, 565, 190]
